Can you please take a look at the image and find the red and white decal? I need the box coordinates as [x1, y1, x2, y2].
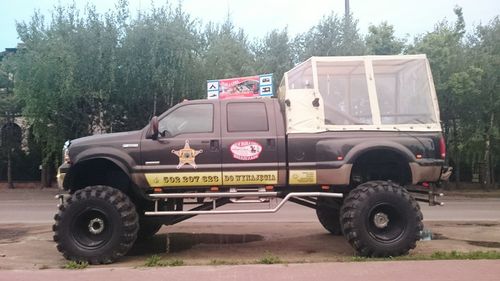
[230, 141, 262, 161]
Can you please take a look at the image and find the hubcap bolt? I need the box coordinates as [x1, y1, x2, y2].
[88, 218, 105, 234]
[373, 212, 389, 229]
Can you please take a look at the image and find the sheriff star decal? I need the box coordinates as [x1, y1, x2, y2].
[171, 140, 203, 169]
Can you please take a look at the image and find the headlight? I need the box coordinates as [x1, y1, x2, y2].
[63, 140, 71, 164]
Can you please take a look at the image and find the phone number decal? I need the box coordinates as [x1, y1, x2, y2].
[146, 172, 222, 187]
[162, 175, 220, 184]
[145, 170, 279, 187]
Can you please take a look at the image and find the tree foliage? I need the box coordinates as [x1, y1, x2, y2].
[0, 50, 23, 186]
[408, 7, 499, 187]
[202, 18, 255, 79]
[466, 17, 500, 187]
[366, 21, 406, 55]
[253, 28, 294, 90]
[116, 3, 204, 128]
[295, 12, 365, 61]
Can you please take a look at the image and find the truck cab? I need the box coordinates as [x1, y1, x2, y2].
[140, 99, 286, 190]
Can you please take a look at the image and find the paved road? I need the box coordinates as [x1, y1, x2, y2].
[1, 260, 499, 281]
[1, 189, 499, 278]
[0, 189, 499, 223]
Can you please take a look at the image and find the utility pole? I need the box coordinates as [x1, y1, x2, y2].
[345, 0, 350, 17]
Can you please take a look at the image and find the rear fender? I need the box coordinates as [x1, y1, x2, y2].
[345, 141, 415, 164]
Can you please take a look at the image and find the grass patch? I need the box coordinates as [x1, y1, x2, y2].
[349, 255, 429, 262]
[166, 259, 185, 266]
[144, 255, 162, 267]
[144, 255, 184, 267]
[209, 259, 239, 266]
[430, 251, 500, 260]
[64, 261, 89, 269]
[257, 252, 283, 264]
[349, 251, 500, 262]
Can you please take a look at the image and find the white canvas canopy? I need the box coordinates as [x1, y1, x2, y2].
[279, 55, 442, 133]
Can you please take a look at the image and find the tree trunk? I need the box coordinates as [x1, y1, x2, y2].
[489, 147, 496, 189]
[7, 149, 14, 189]
[452, 119, 460, 189]
[41, 164, 52, 188]
[493, 166, 497, 189]
[41, 164, 46, 188]
[46, 164, 53, 187]
[482, 111, 495, 190]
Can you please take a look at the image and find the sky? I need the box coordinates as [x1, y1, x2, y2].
[1, 0, 499, 50]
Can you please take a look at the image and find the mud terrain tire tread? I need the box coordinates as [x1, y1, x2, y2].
[340, 181, 423, 257]
[53, 185, 139, 264]
[137, 220, 163, 240]
[316, 197, 343, 235]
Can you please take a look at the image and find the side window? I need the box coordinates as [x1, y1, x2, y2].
[227, 102, 269, 132]
[158, 104, 213, 137]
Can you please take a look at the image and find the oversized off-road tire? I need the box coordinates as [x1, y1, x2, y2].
[316, 197, 343, 235]
[341, 181, 423, 257]
[137, 219, 163, 240]
[53, 186, 139, 264]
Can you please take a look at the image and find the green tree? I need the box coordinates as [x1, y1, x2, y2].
[366, 21, 406, 55]
[1, 49, 23, 188]
[0, 52, 19, 115]
[116, 2, 203, 128]
[14, 5, 121, 185]
[340, 13, 366, 55]
[466, 17, 500, 188]
[14, 2, 207, 183]
[201, 17, 255, 80]
[253, 28, 294, 90]
[295, 12, 365, 61]
[408, 6, 468, 187]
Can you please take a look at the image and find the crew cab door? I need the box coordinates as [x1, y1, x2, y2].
[220, 100, 279, 186]
[140, 101, 222, 188]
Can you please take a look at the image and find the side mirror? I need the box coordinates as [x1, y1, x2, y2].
[150, 116, 159, 140]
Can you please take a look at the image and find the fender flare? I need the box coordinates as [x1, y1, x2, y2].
[73, 147, 135, 175]
[63, 147, 136, 192]
[344, 141, 416, 165]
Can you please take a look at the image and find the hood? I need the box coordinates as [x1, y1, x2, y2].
[70, 130, 143, 147]
[66, 130, 144, 164]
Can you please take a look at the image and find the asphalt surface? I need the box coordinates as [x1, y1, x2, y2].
[1, 188, 499, 280]
[1, 188, 500, 223]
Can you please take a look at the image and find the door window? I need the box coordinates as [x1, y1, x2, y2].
[227, 102, 269, 132]
[159, 104, 213, 137]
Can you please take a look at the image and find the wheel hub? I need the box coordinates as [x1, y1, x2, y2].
[373, 212, 389, 229]
[88, 218, 105, 234]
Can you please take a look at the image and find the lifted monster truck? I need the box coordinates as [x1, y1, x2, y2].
[54, 55, 451, 264]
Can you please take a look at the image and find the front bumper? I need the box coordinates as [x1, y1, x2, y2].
[57, 163, 71, 190]
[56, 171, 66, 189]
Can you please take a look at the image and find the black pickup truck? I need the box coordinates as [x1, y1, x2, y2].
[54, 55, 451, 264]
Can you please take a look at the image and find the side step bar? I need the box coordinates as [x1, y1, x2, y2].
[145, 192, 343, 216]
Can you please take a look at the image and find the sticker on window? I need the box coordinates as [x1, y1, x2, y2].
[230, 141, 262, 161]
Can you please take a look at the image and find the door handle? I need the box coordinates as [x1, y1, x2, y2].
[266, 139, 276, 149]
[210, 140, 219, 152]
